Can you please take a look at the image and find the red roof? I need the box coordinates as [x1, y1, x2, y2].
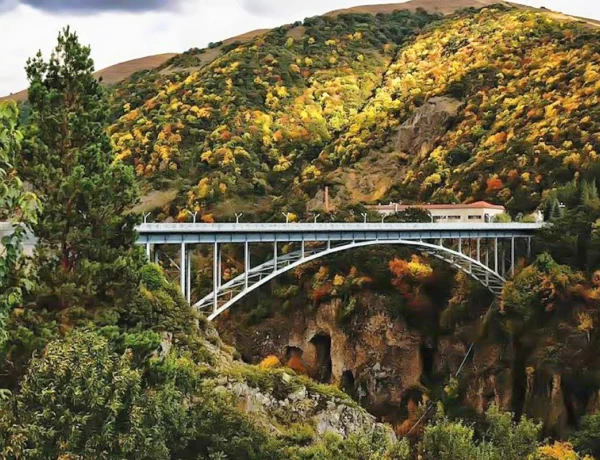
[371, 201, 505, 211]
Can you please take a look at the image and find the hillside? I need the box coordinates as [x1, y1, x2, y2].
[0, 0, 569, 104]
[326, 0, 511, 16]
[5, 2, 600, 457]
[95, 0, 600, 443]
[100, 1, 600, 221]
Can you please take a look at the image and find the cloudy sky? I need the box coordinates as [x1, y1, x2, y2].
[0, 0, 597, 96]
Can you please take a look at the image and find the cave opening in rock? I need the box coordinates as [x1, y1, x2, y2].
[420, 343, 435, 383]
[310, 333, 332, 383]
[342, 370, 356, 398]
[512, 343, 529, 419]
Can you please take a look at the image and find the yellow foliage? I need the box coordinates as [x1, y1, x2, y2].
[407, 255, 433, 281]
[537, 441, 585, 460]
[577, 312, 593, 333]
[259, 355, 281, 370]
[315, 266, 329, 282]
[333, 274, 345, 287]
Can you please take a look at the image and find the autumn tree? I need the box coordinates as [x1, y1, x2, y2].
[21, 28, 143, 310]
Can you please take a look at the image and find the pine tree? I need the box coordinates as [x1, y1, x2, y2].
[21, 28, 143, 310]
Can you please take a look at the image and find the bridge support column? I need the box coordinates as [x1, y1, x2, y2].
[180, 243, 186, 298]
[146, 243, 151, 260]
[186, 249, 191, 304]
[485, 239, 490, 285]
[494, 238, 498, 274]
[153, 245, 159, 265]
[218, 246, 222, 288]
[511, 237, 515, 277]
[274, 241, 278, 271]
[527, 237, 532, 259]
[301, 239, 305, 259]
[476, 238, 481, 263]
[213, 242, 218, 313]
[244, 241, 249, 290]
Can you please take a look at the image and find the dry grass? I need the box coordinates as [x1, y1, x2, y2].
[128, 188, 179, 214]
[1, 53, 176, 102]
[325, 0, 512, 17]
[160, 28, 269, 75]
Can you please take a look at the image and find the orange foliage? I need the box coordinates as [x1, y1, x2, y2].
[287, 355, 307, 375]
[389, 258, 409, 278]
[485, 177, 504, 193]
[312, 282, 332, 303]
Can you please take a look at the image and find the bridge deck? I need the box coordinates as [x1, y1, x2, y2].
[136, 222, 542, 244]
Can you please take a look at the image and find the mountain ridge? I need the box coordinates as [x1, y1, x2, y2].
[2, 0, 596, 102]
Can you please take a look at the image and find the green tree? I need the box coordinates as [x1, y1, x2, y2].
[21, 27, 143, 310]
[0, 101, 38, 347]
[481, 404, 541, 460]
[418, 405, 542, 460]
[418, 410, 479, 460]
[0, 330, 188, 458]
[570, 413, 600, 458]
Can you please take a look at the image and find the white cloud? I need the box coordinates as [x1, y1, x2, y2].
[0, 0, 599, 96]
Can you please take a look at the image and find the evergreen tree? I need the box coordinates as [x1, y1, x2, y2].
[21, 28, 143, 310]
[549, 198, 563, 221]
[581, 179, 600, 208]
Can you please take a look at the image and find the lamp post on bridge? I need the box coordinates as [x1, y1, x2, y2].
[143, 213, 152, 259]
[187, 210, 198, 223]
[282, 212, 290, 223]
[313, 213, 320, 223]
[361, 212, 368, 224]
[235, 213, 243, 224]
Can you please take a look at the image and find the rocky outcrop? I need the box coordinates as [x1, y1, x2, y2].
[219, 294, 430, 421]
[392, 96, 464, 159]
[222, 376, 394, 440]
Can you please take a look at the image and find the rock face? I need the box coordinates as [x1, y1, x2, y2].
[308, 96, 464, 211]
[189, 319, 396, 446]
[219, 294, 427, 423]
[392, 96, 464, 158]
[223, 377, 393, 439]
[218, 293, 583, 437]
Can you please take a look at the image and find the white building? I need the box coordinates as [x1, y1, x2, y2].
[369, 201, 508, 223]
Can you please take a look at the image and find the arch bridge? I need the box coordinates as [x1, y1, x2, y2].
[136, 222, 542, 321]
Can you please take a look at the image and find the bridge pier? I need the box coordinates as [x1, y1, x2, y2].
[245, 241, 250, 290]
[180, 243, 186, 300]
[511, 236, 515, 277]
[213, 242, 218, 314]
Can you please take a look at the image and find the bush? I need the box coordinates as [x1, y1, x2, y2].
[140, 263, 166, 291]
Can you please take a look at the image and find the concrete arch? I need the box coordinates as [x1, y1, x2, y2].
[194, 239, 506, 321]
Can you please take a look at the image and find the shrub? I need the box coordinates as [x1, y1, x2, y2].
[259, 355, 281, 370]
